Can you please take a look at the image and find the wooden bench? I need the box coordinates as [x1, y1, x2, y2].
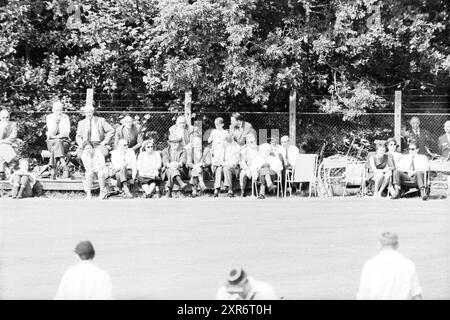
[0, 178, 244, 192]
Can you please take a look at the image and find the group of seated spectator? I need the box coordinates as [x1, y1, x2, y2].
[368, 138, 437, 200]
[1, 100, 449, 200]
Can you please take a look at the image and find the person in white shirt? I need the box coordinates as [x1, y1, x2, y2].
[216, 267, 279, 300]
[46, 101, 71, 179]
[208, 117, 229, 150]
[438, 120, 450, 159]
[81, 141, 108, 199]
[54, 241, 113, 300]
[386, 137, 402, 166]
[137, 139, 162, 198]
[391, 141, 430, 200]
[276, 135, 300, 170]
[110, 138, 137, 198]
[357, 232, 422, 300]
[252, 143, 283, 199]
[238, 134, 259, 197]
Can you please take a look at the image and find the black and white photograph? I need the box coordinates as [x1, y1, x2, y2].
[0, 0, 449, 305]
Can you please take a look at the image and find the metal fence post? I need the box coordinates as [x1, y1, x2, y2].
[86, 88, 94, 107]
[395, 90, 402, 147]
[289, 90, 297, 146]
[184, 88, 192, 124]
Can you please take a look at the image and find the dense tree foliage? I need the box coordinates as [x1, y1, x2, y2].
[1, 0, 448, 116]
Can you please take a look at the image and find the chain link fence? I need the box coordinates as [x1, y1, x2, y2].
[9, 110, 449, 161]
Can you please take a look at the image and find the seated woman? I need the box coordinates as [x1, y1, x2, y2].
[0, 109, 19, 180]
[81, 141, 108, 200]
[386, 137, 402, 166]
[110, 138, 137, 198]
[187, 136, 211, 197]
[251, 143, 283, 199]
[9, 158, 36, 199]
[137, 139, 162, 198]
[369, 143, 395, 198]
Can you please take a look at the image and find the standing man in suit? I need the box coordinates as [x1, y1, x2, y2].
[114, 115, 143, 152]
[75, 104, 114, 159]
[161, 135, 188, 197]
[229, 112, 256, 146]
[168, 115, 199, 149]
[438, 120, 450, 159]
[405, 116, 433, 156]
[0, 109, 18, 180]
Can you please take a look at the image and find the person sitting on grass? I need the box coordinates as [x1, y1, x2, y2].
[251, 143, 283, 199]
[369, 143, 395, 198]
[161, 135, 188, 198]
[9, 158, 36, 199]
[81, 141, 108, 200]
[137, 139, 162, 198]
[187, 136, 211, 197]
[110, 138, 137, 199]
[391, 140, 430, 200]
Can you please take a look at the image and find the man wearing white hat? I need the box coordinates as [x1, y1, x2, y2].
[54, 241, 113, 300]
[357, 232, 423, 300]
[215, 268, 278, 300]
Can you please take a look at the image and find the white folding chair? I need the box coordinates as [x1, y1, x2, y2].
[343, 162, 366, 196]
[275, 171, 283, 197]
[317, 156, 347, 197]
[284, 168, 294, 197]
[285, 154, 318, 197]
[251, 178, 259, 197]
[426, 161, 450, 196]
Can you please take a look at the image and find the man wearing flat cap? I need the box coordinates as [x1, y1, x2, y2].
[54, 241, 113, 300]
[357, 232, 422, 300]
[215, 268, 278, 300]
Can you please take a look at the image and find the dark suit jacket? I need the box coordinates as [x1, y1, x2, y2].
[438, 134, 450, 159]
[161, 145, 187, 180]
[229, 121, 256, 146]
[407, 129, 433, 155]
[0, 121, 18, 147]
[114, 124, 143, 150]
[76, 116, 114, 146]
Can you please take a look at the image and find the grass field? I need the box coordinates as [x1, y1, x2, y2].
[0, 197, 449, 300]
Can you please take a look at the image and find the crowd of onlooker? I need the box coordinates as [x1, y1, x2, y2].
[0, 100, 449, 200]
